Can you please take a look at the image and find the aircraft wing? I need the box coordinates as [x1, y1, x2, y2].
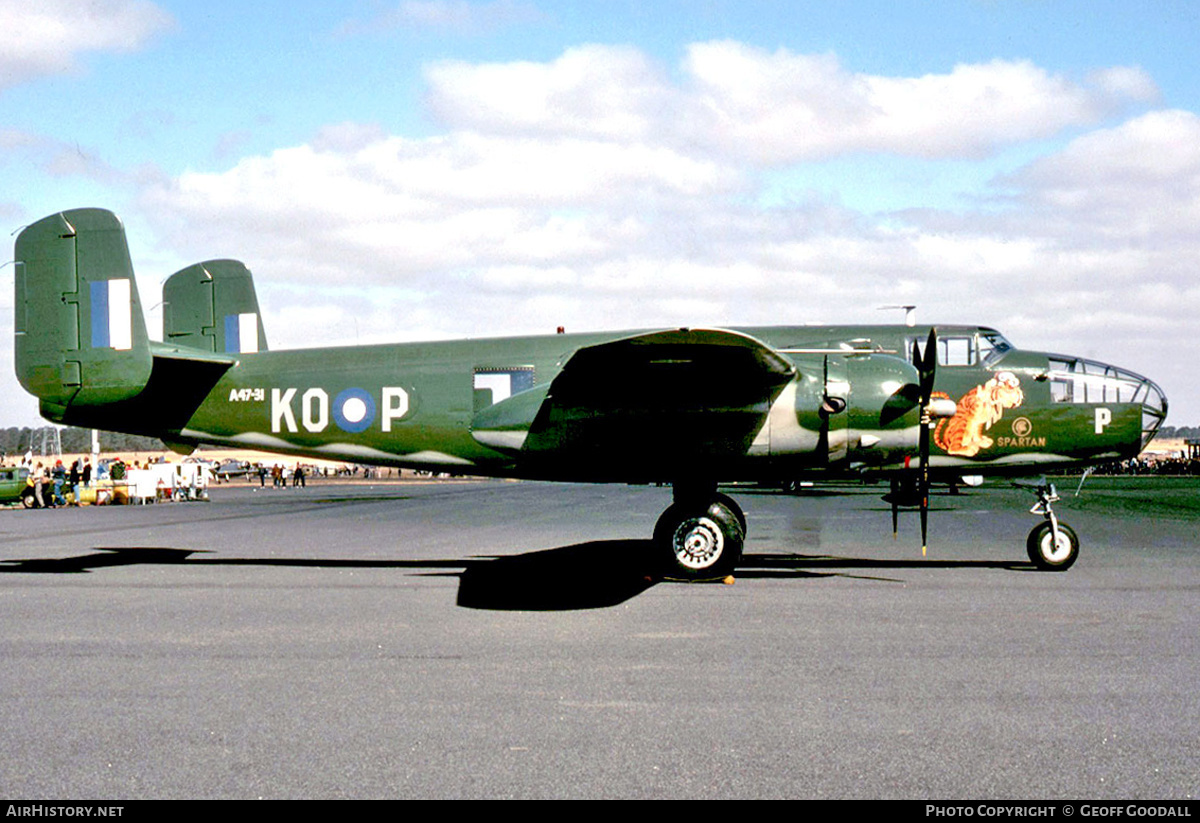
[484, 328, 796, 479]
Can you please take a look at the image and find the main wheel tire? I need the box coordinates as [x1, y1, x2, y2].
[654, 500, 744, 579]
[713, 492, 747, 536]
[1026, 521, 1079, 571]
[21, 490, 36, 509]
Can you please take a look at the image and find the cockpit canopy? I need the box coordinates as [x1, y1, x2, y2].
[905, 327, 1014, 368]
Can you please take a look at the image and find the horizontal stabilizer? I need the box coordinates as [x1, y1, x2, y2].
[163, 260, 268, 354]
[14, 208, 152, 409]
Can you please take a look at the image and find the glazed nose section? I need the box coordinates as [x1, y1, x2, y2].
[1138, 376, 1168, 448]
[1103, 366, 1167, 448]
[1046, 356, 1167, 448]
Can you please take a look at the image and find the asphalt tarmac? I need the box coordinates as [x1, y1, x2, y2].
[1, 477, 1197, 799]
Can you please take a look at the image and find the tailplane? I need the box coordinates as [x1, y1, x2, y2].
[14, 208, 152, 416]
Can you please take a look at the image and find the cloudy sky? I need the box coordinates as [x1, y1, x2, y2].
[2, 0, 1198, 429]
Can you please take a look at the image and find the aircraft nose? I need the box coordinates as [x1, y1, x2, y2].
[1046, 355, 1167, 449]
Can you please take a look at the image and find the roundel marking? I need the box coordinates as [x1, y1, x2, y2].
[333, 388, 376, 433]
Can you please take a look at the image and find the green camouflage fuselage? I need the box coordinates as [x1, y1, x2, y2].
[42, 324, 1154, 483]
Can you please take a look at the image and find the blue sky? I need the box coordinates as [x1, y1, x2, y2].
[3, 0, 1199, 429]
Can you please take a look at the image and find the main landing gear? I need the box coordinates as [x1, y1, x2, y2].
[1016, 479, 1080, 571]
[653, 482, 745, 580]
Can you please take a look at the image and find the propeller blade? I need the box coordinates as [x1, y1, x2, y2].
[919, 328, 937, 401]
[817, 355, 831, 463]
[880, 382, 921, 426]
[918, 329, 936, 555]
[889, 478, 900, 538]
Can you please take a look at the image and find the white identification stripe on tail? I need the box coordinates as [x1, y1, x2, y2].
[238, 313, 258, 353]
[91, 279, 133, 350]
[224, 312, 259, 353]
[108, 279, 132, 350]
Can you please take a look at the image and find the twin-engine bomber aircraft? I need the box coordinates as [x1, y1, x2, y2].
[13, 209, 1167, 578]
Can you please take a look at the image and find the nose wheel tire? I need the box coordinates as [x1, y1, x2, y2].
[1026, 521, 1079, 571]
[654, 499, 744, 580]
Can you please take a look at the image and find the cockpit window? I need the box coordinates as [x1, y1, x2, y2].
[978, 331, 1012, 366]
[906, 330, 1012, 368]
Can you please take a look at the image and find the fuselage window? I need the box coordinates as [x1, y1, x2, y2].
[938, 336, 976, 366]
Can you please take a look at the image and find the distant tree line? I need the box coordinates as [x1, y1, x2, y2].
[0, 426, 165, 458]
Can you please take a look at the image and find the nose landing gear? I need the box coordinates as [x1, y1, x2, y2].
[1016, 479, 1080, 571]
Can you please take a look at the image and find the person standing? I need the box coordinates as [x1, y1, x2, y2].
[52, 460, 66, 506]
[33, 463, 46, 508]
[68, 460, 81, 505]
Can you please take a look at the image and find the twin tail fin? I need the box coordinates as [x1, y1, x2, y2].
[14, 208, 152, 413]
[14, 208, 269, 424]
[163, 259, 268, 354]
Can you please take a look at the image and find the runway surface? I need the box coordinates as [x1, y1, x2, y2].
[1, 477, 1197, 799]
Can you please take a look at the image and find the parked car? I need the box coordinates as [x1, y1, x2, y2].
[0, 466, 35, 507]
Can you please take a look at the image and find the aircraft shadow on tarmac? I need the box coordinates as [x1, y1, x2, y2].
[0, 541, 1038, 611]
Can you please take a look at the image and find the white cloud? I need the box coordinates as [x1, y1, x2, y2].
[0, 0, 174, 90]
[1088, 65, 1160, 104]
[426, 45, 672, 141]
[1003, 109, 1200, 239]
[140, 129, 741, 287]
[426, 41, 1158, 162]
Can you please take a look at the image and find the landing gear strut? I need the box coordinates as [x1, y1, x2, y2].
[1017, 479, 1080, 571]
[653, 482, 745, 579]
